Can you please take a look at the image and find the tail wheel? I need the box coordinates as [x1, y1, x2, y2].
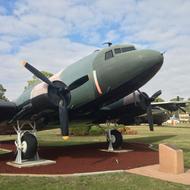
[107, 129, 123, 149]
[21, 132, 38, 159]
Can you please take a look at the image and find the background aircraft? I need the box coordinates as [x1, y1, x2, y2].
[92, 91, 189, 129]
[0, 43, 163, 160]
[135, 107, 169, 126]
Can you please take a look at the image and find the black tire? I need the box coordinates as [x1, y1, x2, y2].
[21, 132, 38, 160]
[108, 129, 123, 149]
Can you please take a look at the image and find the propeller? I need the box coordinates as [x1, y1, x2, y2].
[137, 90, 162, 131]
[176, 105, 186, 113]
[21, 61, 89, 140]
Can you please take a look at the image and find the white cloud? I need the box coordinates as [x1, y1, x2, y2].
[0, 37, 96, 100]
[0, 41, 11, 53]
[105, 30, 120, 43]
[0, 0, 189, 101]
[117, 0, 190, 100]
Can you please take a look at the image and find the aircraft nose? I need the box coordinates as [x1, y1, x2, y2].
[93, 48, 164, 99]
[139, 50, 164, 69]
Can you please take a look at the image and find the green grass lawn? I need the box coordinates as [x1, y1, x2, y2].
[0, 123, 190, 190]
[0, 173, 190, 190]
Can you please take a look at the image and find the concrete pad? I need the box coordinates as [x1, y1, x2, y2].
[7, 159, 56, 168]
[99, 149, 133, 153]
[0, 170, 125, 177]
[0, 148, 12, 153]
[127, 164, 190, 185]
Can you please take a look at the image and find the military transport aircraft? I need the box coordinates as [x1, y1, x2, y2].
[92, 90, 189, 128]
[0, 43, 163, 161]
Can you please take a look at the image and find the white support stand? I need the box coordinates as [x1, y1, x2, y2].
[13, 121, 40, 164]
[107, 129, 114, 151]
[7, 121, 56, 168]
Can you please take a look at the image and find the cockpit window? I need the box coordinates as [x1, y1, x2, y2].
[121, 46, 135, 52]
[105, 50, 114, 60]
[114, 48, 121, 54]
[114, 46, 135, 55]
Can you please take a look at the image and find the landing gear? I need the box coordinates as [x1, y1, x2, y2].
[14, 121, 39, 164]
[107, 129, 123, 151]
[21, 132, 38, 159]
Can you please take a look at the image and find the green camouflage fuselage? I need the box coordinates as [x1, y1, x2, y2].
[16, 44, 163, 113]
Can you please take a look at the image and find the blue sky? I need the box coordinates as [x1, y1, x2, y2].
[0, 0, 190, 100]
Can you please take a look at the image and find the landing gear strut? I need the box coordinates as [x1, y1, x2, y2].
[13, 121, 39, 164]
[107, 129, 123, 151]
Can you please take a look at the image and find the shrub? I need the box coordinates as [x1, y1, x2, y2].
[69, 125, 91, 136]
[89, 126, 105, 136]
[118, 126, 138, 135]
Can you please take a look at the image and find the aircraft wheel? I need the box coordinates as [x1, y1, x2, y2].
[107, 129, 123, 149]
[21, 132, 38, 159]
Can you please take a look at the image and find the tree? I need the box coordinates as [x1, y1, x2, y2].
[154, 97, 165, 102]
[170, 96, 184, 101]
[0, 84, 8, 101]
[25, 71, 53, 89]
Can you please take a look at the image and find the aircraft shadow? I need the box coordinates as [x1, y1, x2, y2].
[125, 135, 176, 144]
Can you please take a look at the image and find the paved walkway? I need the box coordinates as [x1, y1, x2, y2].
[127, 164, 190, 185]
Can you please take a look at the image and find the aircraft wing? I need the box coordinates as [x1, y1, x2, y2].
[0, 100, 17, 123]
[151, 101, 189, 112]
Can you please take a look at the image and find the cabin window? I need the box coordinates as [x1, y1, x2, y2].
[121, 46, 135, 52]
[105, 50, 114, 60]
[114, 48, 121, 54]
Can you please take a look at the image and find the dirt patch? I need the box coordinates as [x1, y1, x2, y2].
[0, 141, 158, 175]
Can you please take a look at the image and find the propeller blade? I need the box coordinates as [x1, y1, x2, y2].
[137, 89, 149, 99]
[147, 105, 154, 131]
[177, 105, 186, 113]
[68, 75, 89, 91]
[133, 92, 137, 106]
[21, 61, 53, 86]
[59, 99, 69, 140]
[150, 90, 162, 101]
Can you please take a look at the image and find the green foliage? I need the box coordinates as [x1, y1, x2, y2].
[0, 84, 8, 101]
[69, 125, 105, 136]
[69, 125, 91, 136]
[88, 126, 105, 136]
[25, 71, 53, 89]
[170, 96, 184, 101]
[154, 97, 165, 102]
